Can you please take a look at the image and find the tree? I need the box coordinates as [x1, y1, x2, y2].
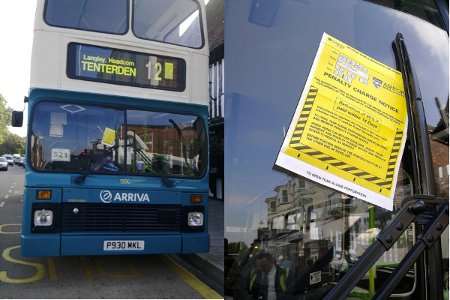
[0, 132, 25, 155]
[0, 94, 11, 144]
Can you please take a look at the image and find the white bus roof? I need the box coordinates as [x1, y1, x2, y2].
[31, 0, 209, 106]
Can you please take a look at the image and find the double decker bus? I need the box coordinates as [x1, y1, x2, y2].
[12, 0, 210, 256]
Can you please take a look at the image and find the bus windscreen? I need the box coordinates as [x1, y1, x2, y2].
[30, 102, 207, 178]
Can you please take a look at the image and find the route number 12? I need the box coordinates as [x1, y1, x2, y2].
[146, 57, 162, 82]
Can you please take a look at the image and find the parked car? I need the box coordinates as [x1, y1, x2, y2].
[13, 154, 21, 165]
[3, 155, 14, 166]
[0, 157, 8, 171]
[19, 156, 25, 167]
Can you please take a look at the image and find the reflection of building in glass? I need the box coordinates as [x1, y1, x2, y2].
[128, 125, 197, 157]
[429, 98, 449, 260]
[430, 99, 449, 197]
[126, 124, 201, 176]
[260, 174, 414, 276]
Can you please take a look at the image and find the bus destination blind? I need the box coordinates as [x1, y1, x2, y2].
[67, 43, 186, 92]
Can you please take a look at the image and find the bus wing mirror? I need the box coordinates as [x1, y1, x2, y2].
[11, 111, 23, 127]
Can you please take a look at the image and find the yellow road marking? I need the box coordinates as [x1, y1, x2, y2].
[0, 245, 46, 284]
[47, 258, 58, 281]
[0, 224, 21, 234]
[165, 256, 223, 299]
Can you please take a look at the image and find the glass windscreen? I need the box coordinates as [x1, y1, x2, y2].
[30, 102, 206, 178]
[220, 0, 450, 297]
[126, 110, 207, 177]
[133, 0, 203, 48]
[30, 102, 126, 174]
[45, 0, 129, 34]
[225, 165, 415, 299]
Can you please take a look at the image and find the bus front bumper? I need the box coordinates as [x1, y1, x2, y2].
[21, 232, 209, 257]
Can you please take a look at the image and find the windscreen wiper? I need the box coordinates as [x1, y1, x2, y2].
[156, 163, 175, 188]
[160, 174, 175, 188]
[169, 119, 191, 168]
[323, 33, 448, 300]
[128, 130, 174, 188]
[74, 172, 88, 185]
[387, 32, 445, 300]
[323, 197, 447, 300]
[73, 158, 93, 185]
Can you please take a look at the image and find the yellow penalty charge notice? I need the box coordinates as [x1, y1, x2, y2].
[275, 33, 408, 211]
[102, 128, 116, 147]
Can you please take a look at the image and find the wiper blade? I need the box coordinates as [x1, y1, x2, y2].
[393, 32, 435, 196]
[389, 31, 443, 300]
[151, 154, 175, 188]
[169, 119, 182, 136]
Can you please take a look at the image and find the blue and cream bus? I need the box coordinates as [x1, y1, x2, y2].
[12, 0, 210, 256]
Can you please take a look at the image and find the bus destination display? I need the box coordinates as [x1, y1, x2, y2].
[67, 43, 186, 92]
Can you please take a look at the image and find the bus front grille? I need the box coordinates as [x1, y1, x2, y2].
[61, 203, 182, 232]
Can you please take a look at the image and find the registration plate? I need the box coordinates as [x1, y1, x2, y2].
[103, 240, 145, 251]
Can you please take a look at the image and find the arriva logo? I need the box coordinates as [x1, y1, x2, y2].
[99, 190, 150, 203]
[100, 190, 113, 203]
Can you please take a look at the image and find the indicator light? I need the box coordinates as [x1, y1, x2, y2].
[191, 194, 202, 203]
[37, 190, 52, 200]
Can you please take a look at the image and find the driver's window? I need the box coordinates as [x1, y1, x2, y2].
[125, 110, 206, 178]
[30, 102, 125, 173]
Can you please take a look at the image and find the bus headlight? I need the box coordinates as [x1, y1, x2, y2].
[34, 209, 53, 227]
[187, 212, 204, 227]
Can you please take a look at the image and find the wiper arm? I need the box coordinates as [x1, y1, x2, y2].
[169, 119, 182, 136]
[160, 173, 175, 188]
[324, 196, 448, 300]
[155, 164, 175, 188]
[169, 119, 191, 168]
[74, 158, 93, 185]
[393, 33, 435, 195]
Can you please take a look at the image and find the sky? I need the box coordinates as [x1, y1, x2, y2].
[0, 0, 36, 137]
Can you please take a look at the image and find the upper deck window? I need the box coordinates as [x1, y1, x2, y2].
[44, 0, 129, 35]
[133, 0, 204, 49]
